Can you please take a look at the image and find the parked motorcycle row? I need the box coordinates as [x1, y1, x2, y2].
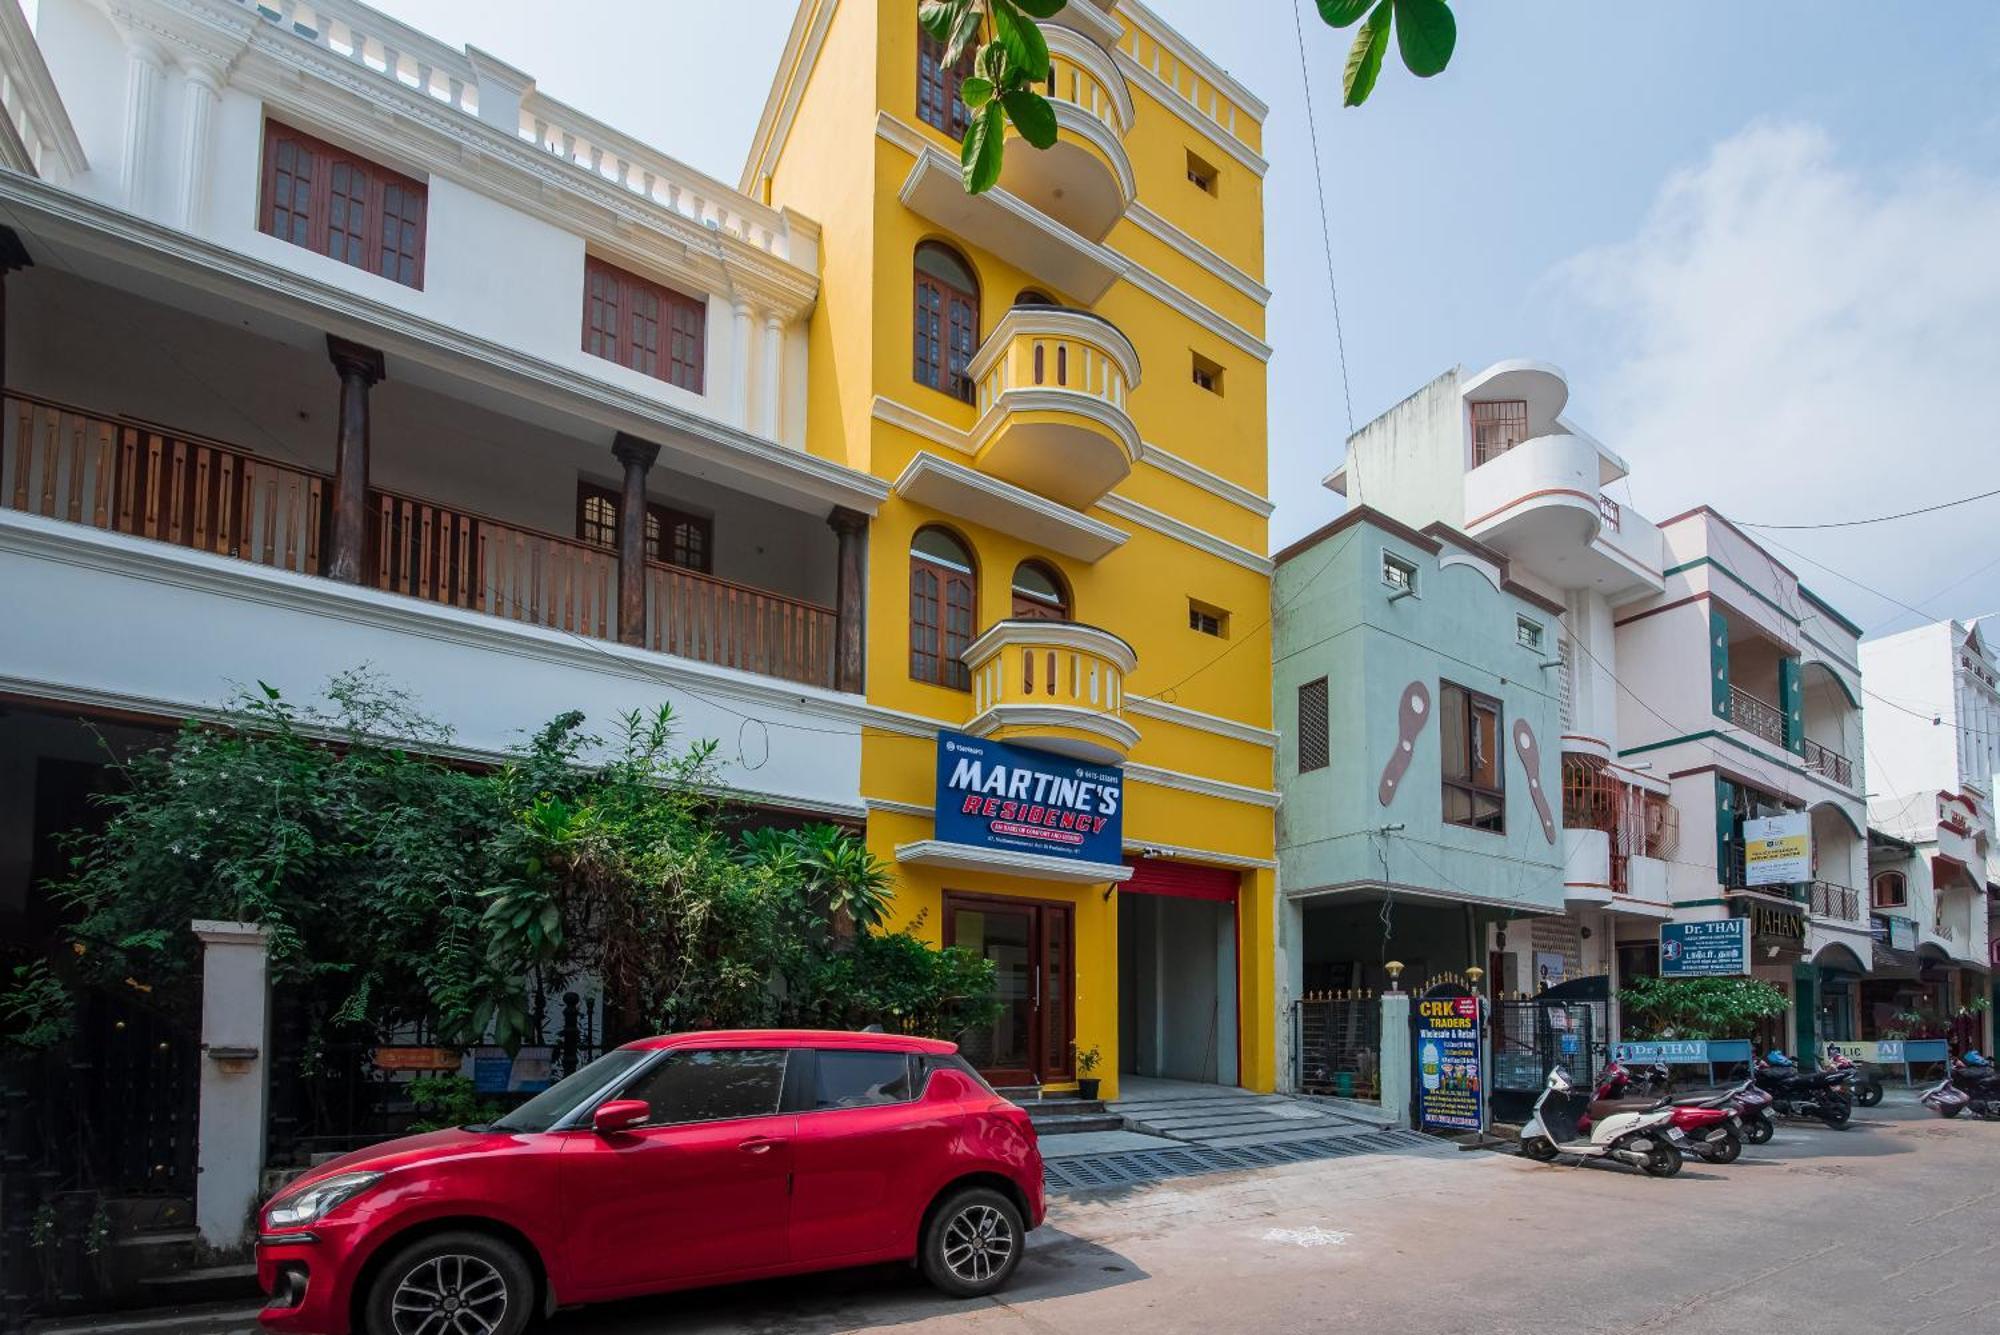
[1516, 1047, 1931, 1176]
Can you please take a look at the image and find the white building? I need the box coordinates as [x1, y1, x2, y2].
[1332, 359, 1873, 1053]
[0, 0, 890, 940]
[1858, 619, 1997, 1047]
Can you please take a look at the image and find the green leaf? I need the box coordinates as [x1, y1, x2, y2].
[1011, 0, 1067, 16]
[989, 0, 1051, 82]
[942, 1, 982, 67]
[1316, 0, 1375, 26]
[1392, 0, 1455, 77]
[976, 40, 1010, 84]
[917, 0, 961, 41]
[961, 101, 1006, 193]
[1342, 0, 1392, 106]
[960, 75, 994, 109]
[1001, 89, 1059, 149]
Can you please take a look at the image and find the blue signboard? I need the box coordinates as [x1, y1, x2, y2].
[1614, 1039, 1754, 1067]
[1660, 919, 1749, 977]
[933, 730, 1123, 864]
[1415, 996, 1485, 1133]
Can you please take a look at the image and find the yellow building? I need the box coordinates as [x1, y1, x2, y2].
[744, 0, 1276, 1096]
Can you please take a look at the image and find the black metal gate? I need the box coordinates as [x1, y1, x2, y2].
[1491, 998, 1597, 1124]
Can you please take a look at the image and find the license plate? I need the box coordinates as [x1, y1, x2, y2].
[1666, 1128, 1687, 1142]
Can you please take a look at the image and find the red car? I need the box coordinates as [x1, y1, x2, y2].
[255, 1030, 1044, 1335]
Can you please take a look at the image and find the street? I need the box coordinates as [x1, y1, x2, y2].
[546, 1099, 1997, 1335]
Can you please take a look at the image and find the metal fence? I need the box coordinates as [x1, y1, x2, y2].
[1293, 992, 1382, 1100]
[1491, 999, 1599, 1124]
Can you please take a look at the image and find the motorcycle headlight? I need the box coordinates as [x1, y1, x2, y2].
[265, 1171, 384, 1229]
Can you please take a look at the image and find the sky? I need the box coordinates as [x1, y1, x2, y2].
[369, 0, 2000, 643]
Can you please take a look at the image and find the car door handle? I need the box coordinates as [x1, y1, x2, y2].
[738, 1137, 783, 1154]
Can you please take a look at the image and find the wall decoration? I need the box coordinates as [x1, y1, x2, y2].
[1511, 717, 1556, 843]
[1377, 680, 1431, 806]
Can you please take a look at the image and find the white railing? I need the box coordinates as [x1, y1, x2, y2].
[232, 0, 793, 259]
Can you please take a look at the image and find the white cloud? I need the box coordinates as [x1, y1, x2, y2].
[1554, 122, 2000, 636]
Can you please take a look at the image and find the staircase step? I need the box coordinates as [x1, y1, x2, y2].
[1029, 1113, 1127, 1135]
[1021, 1098, 1107, 1118]
[139, 1264, 261, 1305]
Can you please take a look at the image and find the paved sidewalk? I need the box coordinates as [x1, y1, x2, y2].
[1110, 1076, 1396, 1149]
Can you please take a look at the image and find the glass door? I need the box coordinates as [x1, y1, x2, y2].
[944, 894, 1074, 1085]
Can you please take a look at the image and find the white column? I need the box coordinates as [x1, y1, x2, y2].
[757, 310, 784, 439]
[1379, 990, 1412, 1128]
[192, 919, 271, 1248]
[175, 61, 222, 232]
[730, 298, 754, 426]
[120, 35, 167, 214]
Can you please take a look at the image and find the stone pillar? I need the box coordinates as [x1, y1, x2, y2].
[0, 226, 32, 388]
[730, 298, 754, 425]
[325, 336, 385, 583]
[757, 310, 784, 439]
[175, 61, 223, 232]
[1378, 990, 1412, 1128]
[611, 432, 660, 648]
[192, 920, 270, 1249]
[466, 45, 535, 134]
[827, 506, 867, 694]
[120, 35, 167, 213]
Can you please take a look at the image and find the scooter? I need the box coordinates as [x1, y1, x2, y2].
[1519, 1066, 1687, 1176]
[1581, 1062, 1743, 1164]
[1925, 1052, 2000, 1119]
[1755, 1051, 1854, 1128]
[1819, 1050, 1883, 1107]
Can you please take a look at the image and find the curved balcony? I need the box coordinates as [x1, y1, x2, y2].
[1462, 431, 1663, 599]
[964, 618, 1139, 765]
[998, 28, 1135, 242]
[968, 305, 1141, 510]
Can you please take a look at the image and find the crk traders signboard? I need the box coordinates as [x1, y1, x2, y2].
[1660, 918, 1749, 977]
[934, 731, 1123, 864]
[1415, 997, 1484, 1133]
[1742, 812, 1811, 887]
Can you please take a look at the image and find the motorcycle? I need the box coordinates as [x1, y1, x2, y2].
[1582, 1061, 1744, 1164]
[1632, 1063, 1778, 1144]
[1755, 1051, 1853, 1128]
[1925, 1051, 2000, 1120]
[1819, 1050, 1883, 1107]
[1519, 1065, 1687, 1177]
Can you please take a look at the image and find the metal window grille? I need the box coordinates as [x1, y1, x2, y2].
[1557, 635, 1575, 730]
[1294, 992, 1381, 1098]
[1298, 677, 1329, 772]
[1470, 399, 1530, 465]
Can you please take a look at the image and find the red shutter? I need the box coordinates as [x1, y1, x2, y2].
[1122, 859, 1239, 903]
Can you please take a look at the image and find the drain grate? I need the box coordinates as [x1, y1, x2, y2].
[1042, 1129, 1447, 1193]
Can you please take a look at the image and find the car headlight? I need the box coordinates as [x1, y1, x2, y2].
[265, 1171, 383, 1229]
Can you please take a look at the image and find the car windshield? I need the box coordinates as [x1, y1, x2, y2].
[486, 1048, 651, 1134]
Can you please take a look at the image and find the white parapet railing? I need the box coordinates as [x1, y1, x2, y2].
[233, 0, 794, 259]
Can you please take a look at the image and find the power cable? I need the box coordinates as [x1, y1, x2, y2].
[1735, 487, 2000, 531]
[1288, 0, 1355, 440]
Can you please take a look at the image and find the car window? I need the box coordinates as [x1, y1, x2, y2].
[921, 1053, 995, 1095]
[812, 1050, 917, 1109]
[487, 1048, 650, 1133]
[617, 1048, 789, 1126]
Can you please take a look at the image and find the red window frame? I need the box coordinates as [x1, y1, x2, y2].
[917, 26, 975, 139]
[259, 120, 427, 289]
[575, 481, 712, 574]
[582, 256, 707, 394]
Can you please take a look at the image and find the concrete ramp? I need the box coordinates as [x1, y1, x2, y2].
[1111, 1076, 1396, 1150]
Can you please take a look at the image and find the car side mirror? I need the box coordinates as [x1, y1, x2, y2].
[591, 1099, 650, 1134]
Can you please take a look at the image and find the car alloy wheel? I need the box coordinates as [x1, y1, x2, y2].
[941, 1202, 1016, 1286]
[391, 1253, 509, 1335]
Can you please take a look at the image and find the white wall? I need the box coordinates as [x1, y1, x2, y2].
[1860, 624, 1960, 805]
[1339, 368, 1467, 526]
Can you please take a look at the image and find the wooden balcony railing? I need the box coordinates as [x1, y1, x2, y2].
[1727, 684, 1785, 746]
[1803, 737, 1853, 787]
[1808, 881, 1859, 921]
[4, 392, 324, 573]
[4, 392, 835, 688]
[647, 563, 835, 690]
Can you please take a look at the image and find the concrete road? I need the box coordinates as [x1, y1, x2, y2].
[551, 1099, 2000, 1335]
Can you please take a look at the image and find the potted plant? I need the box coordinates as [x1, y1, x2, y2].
[1073, 1043, 1101, 1100]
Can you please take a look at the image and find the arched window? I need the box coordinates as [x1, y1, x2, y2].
[1872, 871, 1907, 909]
[914, 242, 979, 404]
[917, 24, 974, 138]
[911, 526, 977, 688]
[1011, 559, 1070, 622]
